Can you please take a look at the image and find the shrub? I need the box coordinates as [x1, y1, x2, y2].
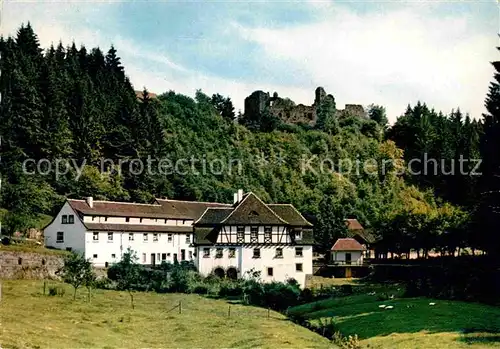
[94, 277, 114, 290]
[48, 285, 65, 297]
[1, 236, 11, 245]
[219, 280, 243, 298]
[299, 288, 314, 303]
[188, 282, 210, 295]
[261, 282, 300, 311]
[332, 332, 361, 349]
[340, 284, 353, 295]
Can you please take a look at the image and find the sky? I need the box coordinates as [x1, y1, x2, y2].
[4, 0, 499, 123]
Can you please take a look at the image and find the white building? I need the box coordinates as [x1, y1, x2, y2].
[44, 190, 314, 287]
[330, 238, 365, 265]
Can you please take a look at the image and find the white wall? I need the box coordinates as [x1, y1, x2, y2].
[85, 231, 195, 267]
[197, 245, 313, 288]
[332, 251, 363, 264]
[44, 202, 86, 254]
[82, 215, 193, 226]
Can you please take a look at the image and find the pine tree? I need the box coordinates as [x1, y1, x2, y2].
[475, 48, 500, 254]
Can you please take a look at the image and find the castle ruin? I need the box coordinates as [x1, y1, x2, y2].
[244, 87, 366, 126]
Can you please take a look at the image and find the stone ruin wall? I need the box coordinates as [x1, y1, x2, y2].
[0, 251, 64, 280]
[0, 250, 107, 280]
[270, 104, 317, 126]
[244, 87, 366, 126]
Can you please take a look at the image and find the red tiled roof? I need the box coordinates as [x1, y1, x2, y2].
[135, 90, 157, 99]
[68, 200, 168, 219]
[345, 218, 364, 231]
[331, 238, 365, 251]
[155, 199, 232, 220]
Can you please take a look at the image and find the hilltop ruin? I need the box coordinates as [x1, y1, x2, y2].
[244, 87, 366, 126]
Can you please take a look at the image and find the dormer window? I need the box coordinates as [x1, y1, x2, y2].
[294, 229, 302, 240]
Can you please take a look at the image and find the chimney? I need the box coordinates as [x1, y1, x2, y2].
[233, 193, 238, 204]
[237, 189, 243, 203]
[86, 196, 94, 208]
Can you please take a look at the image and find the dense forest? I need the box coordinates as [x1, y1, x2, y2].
[0, 23, 499, 257]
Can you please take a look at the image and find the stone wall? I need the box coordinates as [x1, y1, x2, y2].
[243, 86, 365, 126]
[0, 251, 64, 280]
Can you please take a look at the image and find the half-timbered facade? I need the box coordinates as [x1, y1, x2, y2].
[43, 190, 314, 287]
[194, 191, 314, 288]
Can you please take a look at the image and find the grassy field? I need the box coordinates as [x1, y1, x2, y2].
[288, 293, 500, 348]
[0, 280, 334, 349]
[0, 244, 70, 255]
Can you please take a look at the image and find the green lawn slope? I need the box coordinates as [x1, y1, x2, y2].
[288, 293, 500, 349]
[0, 280, 334, 349]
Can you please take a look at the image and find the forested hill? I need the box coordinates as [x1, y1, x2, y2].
[0, 24, 473, 254]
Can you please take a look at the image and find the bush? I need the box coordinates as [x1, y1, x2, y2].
[48, 285, 65, 297]
[1, 236, 11, 245]
[299, 288, 314, 303]
[332, 332, 361, 349]
[340, 284, 353, 295]
[188, 282, 210, 295]
[94, 277, 114, 290]
[218, 281, 243, 298]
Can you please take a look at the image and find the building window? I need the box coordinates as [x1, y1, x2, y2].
[295, 247, 303, 257]
[129, 233, 134, 241]
[264, 226, 272, 243]
[237, 226, 245, 242]
[253, 248, 261, 259]
[186, 234, 191, 244]
[107, 232, 113, 242]
[161, 253, 167, 261]
[126, 217, 130, 222]
[153, 233, 159, 242]
[142, 253, 146, 263]
[189, 251, 193, 259]
[68, 215, 75, 224]
[92, 216, 96, 221]
[111, 254, 116, 259]
[296, 263, 303, 272]
[56, 231, 64, 243]
[140, 218, 143, 223]
[93, 254, 98, 259]
[104, 217, 108, 222]
[216, 248, 223, 258]
[275, 248, 283, 258]
[228, 248, 236, 258]
[61, 215, 68, 224]
[250, 227, 258, 243]
[93, 232, 99, 241]
[203, 248, 210, 258]
[168, 234, 173, 243]
[267, 267, 273, 276]
[167, 253, 171, 257]
[66, 247, 72, 252]
[143, 233, 148, 242]
[294, 229, 302, 240]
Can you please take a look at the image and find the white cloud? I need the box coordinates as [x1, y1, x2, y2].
[235, 3, 497, 121]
